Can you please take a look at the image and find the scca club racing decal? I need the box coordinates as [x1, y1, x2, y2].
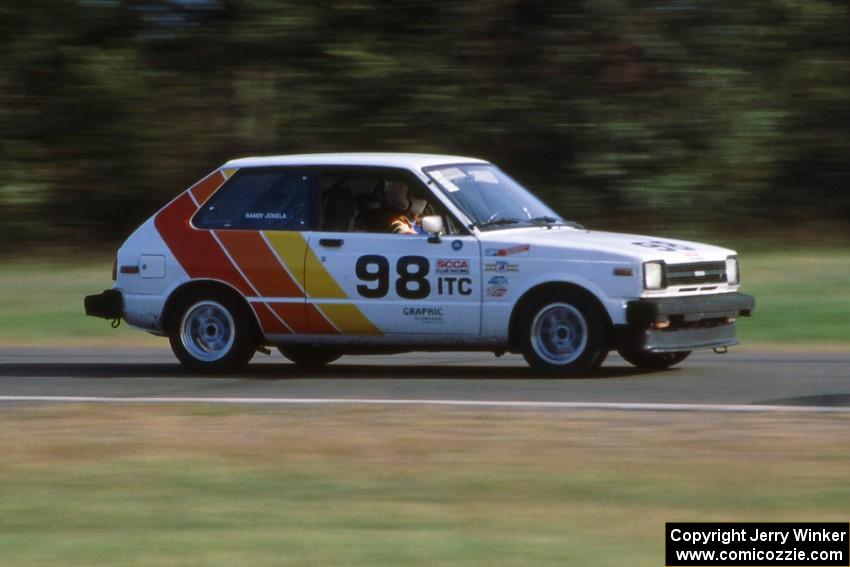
[435, 258, 470, 274]
[632, 240, 695, 252]
[355, 255, 472, 298]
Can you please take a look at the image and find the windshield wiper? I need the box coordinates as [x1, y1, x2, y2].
[474, 217, 522, 229]
[527, 216, 585, 229]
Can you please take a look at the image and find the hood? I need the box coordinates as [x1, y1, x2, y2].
[477, 226, 736, 264]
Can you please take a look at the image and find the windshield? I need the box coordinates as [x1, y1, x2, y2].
[425, 164, 568, 230]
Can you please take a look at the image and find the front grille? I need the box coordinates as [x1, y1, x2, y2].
[666, 261, 726, 286]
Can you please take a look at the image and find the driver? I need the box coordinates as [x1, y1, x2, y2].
[383, 180, 428, 235]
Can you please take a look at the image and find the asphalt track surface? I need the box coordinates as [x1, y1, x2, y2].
[1, 347, 849, 411]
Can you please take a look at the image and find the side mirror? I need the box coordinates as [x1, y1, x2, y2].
[421, 215, 444, 243]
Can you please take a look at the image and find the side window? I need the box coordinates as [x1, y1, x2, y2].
[320, 173, 376, 232]
[318, 168, 464, 235]
[194, 168, 310, 230]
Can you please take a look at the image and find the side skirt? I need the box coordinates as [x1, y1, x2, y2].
[264, 333, 505, 349]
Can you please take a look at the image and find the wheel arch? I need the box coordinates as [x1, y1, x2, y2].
[508, 281, 614, 352]
[161, 279, 263, 339]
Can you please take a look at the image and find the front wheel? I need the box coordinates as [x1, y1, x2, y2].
[618, 350, 691, 369]
[519, 292, 608, 376]
[168, 291, 257, 373]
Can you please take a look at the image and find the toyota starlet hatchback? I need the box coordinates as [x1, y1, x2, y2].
[85, 153, 755, 374]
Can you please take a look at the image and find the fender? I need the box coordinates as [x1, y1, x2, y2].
[160, 277, 267, 337]
[512, 269, 628, 325]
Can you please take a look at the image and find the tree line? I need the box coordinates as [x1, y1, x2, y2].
[2, 0, 848, 249]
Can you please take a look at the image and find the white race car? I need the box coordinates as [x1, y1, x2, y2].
[85, 153, 754, 374]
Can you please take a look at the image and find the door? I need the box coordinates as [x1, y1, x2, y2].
[300, 166, 482, 336]
[305, 231, 481, 335]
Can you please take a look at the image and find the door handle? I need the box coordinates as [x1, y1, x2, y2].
[319, 238, 344, 248]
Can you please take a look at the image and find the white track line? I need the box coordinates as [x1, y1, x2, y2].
[0, 396, 849, 413]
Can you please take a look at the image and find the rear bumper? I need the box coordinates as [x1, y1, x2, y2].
[84, 289, 123, 319]
[617, 292, 755, 353]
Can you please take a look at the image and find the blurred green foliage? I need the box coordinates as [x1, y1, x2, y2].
[1, 0, 848, 248]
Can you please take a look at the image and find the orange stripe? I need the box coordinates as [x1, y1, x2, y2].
[190, 171, 226, 205]
[268, 303, 311, 334]
[306, 304, 340, 334]
[251, 303, 291, 335]
[155, 192, 254, 297]
[215, 231, 303, 298]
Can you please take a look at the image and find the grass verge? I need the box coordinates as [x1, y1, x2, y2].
[734, 249, 850, 347]
[0, 406, 848, 566]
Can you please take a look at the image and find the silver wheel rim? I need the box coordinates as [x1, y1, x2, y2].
[530, 303, 588, 365]
[180, 301, 235, 362]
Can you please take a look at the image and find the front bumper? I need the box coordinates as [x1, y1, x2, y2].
[84, 289, 123, 320]
[617, 292, 755, 353]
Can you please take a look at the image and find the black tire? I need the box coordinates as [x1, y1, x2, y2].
[618, 350, 691, 369]
[167, 289, 257, 373]
[518, 291, 608, 376]
[278, 346, 342, 368]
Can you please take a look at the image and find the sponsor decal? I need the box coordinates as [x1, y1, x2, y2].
[451, 239, 463, 251]
[485, 244, 530, 257]
[402, 306, 444, 324]
[484, 260, 519, 273]
[437, 277, 472, 296]
[245, 212, 289, 220]
[430, 170, 462, 192]
[486, 275, 509, 298]
[632, 240, 695, 252]
[436, 258, 470, 274]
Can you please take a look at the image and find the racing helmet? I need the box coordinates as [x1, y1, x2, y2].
[384, 180, 410, 212]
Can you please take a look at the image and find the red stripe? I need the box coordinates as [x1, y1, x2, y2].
[306, 304, 340, 334]
[252, 303, 292, 334]
[268, 303, 339, 335]
[190, 171, 226, 205]
[268, 303, 311, 334]
[155, 192, 253, 296]
[215, 231, 303, 298]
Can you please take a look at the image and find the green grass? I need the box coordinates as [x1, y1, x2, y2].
[735, 249, 850, 346]
[0, 406, 847, 566]
[0, 257, 158, 345]
[0, 249, 848, 347]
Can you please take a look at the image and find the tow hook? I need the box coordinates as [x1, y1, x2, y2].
[256, 346, 272, 355]
[713, 346, 728, 354]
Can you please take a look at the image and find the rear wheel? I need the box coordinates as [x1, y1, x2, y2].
[618, 350, 691, 369]
[168, 290, 257, 373]
[279, 346, 342, 367]
[519, 292, 608, 375]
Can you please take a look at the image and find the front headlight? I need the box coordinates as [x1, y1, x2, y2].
[726, 256, 739, 285]
[643, 261, 666, 290]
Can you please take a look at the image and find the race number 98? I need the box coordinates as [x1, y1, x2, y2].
[356, 255, 430, 299]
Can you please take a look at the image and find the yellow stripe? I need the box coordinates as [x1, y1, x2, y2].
[317, 303, 381, 334]
[304, 243, 347, 299]
[263, 232, 308, 290]
[265, 232, 380, 334]
[221, 167, 238, 179]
